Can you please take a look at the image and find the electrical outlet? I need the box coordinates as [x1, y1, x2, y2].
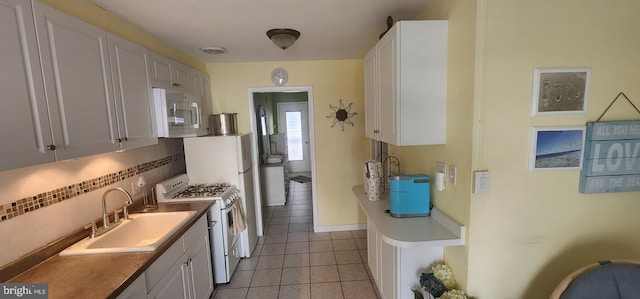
[473, 171, 490, 194]
[449, 165, 457, 185]
[131, 182, 142, 195]
[131, 176, 146, 195]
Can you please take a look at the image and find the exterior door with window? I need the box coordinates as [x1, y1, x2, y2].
[277, 102, 310, 173]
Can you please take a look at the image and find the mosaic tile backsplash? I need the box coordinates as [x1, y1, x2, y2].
[0, 153, 184, 223]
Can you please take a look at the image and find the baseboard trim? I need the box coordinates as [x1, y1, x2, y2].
[314, 223, 366, 233]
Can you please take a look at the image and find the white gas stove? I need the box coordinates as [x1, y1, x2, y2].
[155, 174, 243, 284]
[155, 174, 239, 207]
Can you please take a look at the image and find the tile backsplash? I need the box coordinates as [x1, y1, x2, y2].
[0, 153, 182, 223]
[0, 138, 186, 267]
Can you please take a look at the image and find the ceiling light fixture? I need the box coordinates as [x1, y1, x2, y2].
[266, 28, 300, 50]
[200, 46, 227, 55]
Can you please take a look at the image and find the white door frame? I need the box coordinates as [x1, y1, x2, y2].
[247, 86, 318, 235]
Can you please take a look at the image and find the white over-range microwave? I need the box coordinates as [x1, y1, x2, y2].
[153, 88, 205, 138]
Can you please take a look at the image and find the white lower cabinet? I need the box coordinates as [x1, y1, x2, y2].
[367, 216, 443, 299]
[367, 217, 398, 299]
[145, 214, 214, 299]
[366, 218, 380, 284]
[116, 274, 147, 299]
[184, 225, 215, 299]
[148, 256, 189, 299]
[261, 164, 287, 206]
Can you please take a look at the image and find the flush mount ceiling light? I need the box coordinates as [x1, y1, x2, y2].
[266, 28, 300, 50]
[200, 46, 227, 55]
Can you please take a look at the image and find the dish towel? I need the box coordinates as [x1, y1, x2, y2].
[230, 200, 247, 235]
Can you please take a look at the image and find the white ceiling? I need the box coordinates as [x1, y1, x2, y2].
[91, 0, 431, 63]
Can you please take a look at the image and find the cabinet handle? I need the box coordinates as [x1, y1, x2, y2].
[373, 130, 380, 133]
[46, 144, 56, 151]
[172, 83, 180, 87]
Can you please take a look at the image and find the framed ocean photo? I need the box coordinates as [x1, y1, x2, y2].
[529, 126, 586, 171]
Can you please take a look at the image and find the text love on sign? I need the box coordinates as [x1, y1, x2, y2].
[579, 120, 640, 193]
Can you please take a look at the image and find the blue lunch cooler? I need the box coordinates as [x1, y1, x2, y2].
[389, 174, 431, 217]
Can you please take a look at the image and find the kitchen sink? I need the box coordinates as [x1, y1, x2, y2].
[60, 211, 197, 256]
[265, 155, 283, 164]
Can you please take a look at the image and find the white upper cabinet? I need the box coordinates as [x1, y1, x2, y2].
[34, 1, 121, 160]
[364, 20, 448, 146]
[150, 52, 193, 93]
[0, 0, 161, 171]
[107, 33, 158, 149]
[0, 0, 56, 170]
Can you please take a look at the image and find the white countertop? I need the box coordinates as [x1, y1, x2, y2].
[353, 185, 465, 248]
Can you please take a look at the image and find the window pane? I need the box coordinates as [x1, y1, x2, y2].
[286, 111, 303, 161]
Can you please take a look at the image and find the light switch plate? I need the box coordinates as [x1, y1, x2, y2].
[473, 171, 490, 194]
[449, 165, 457, 185]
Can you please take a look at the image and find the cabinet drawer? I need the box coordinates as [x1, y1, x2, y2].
[183, 214, 207, 251]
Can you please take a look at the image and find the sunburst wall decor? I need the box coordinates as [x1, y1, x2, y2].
[326, 99, 357, 131]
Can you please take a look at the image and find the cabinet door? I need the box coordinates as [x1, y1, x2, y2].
[190, 71, 204, 97]
[376, 31, 398, 145]
[191, 71, 210, 136]
[172, 63, 191, 92]
[116, 274, 146, 299]
[150, 52, 174, 89]
[200, 73, 212, 135]
[366, 218, 380, 284]
[0, 0, 56, 171]
[34, 2, 120, 160]
[107, 33, 157, 149]
[147, 257, 189, 299]
[380, 240, 397, 299]
[363, 47, 378, 140]
[185, 232, 214, 299]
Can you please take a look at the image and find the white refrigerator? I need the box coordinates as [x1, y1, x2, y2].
[184, 133, 258, 258]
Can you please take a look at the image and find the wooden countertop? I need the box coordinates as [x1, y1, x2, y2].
[353, 185, 465, 248]
[6, 201, 214, 299]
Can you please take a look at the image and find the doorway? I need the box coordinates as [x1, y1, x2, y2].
[248, 86, 317, 237]
[277, 102, 310, 173]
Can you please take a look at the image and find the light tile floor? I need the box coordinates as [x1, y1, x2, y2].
[212, 181, 380, 299]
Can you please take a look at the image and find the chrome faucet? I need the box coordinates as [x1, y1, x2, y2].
[101, 187, 133, 229]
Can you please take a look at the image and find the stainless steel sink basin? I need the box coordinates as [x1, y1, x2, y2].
[60, 211, 196, 256]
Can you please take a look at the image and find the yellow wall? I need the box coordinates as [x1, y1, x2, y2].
[206, 61, 369, 227]
[37, 0, 205, 72]
[468, 0, 640, 298]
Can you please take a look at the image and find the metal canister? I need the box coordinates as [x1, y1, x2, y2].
[210, 113, 238, 135]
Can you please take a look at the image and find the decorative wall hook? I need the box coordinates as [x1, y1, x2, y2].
[326, 99, 357, 131]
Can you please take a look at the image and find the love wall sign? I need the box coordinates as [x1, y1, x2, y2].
[579, 120, 640, 193]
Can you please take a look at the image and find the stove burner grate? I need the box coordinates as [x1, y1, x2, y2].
[173, 183, 232, 199]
